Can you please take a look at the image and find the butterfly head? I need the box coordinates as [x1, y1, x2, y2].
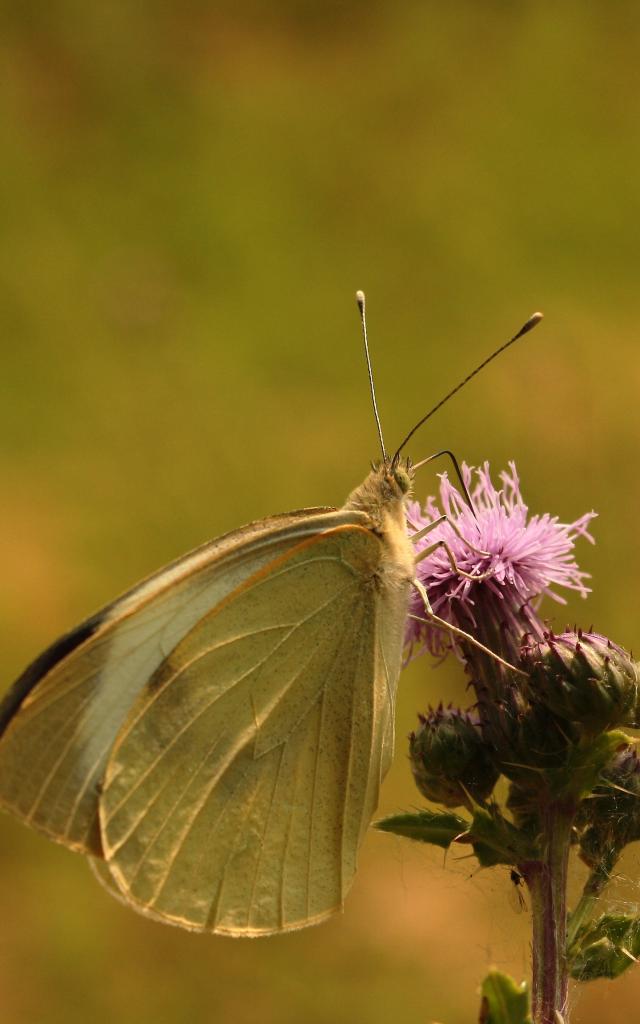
[345, 457, 414, 524]
[375, 454, 414, 502]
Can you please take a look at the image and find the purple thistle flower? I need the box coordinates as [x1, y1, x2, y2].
[406, 461, 596, 661]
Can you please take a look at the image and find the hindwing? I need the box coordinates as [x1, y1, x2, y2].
[100, 525, 399, 935]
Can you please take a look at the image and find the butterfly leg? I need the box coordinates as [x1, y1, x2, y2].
[409, 579, 526, 676]
[410, 515, 489, 559]
[414, 536, 492, 583]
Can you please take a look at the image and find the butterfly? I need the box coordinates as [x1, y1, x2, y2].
[0, 294, 540, 936]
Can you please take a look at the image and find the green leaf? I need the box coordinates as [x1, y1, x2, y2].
[467, 806, 539, 867]
[375, 805, 539, 868]
[570, 913, 640, 981]
[478, 970, 532, 1024]
[374, 809, 469, 849]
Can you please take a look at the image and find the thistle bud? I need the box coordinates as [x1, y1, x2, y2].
[496, 689, 581, 787]
[577, 746, 640, 868]
[409, 704, 499, 809]
[521, 630, 638, 733]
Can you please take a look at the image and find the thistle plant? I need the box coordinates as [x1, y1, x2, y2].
[378, 463, 640, 1024]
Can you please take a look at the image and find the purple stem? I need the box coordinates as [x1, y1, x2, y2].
[522, 804, 572, 1024]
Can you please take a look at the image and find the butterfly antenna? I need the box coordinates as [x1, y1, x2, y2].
[356, 290, 388, 464]
[393, 311, 543, 460]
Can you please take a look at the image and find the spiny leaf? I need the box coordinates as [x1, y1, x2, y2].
[374, 809, 469, 849]
[467, 806, 539, 867]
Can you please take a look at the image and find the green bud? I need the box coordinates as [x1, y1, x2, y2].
[409, 704, 499, 809]
[522, 630, 638, 733]
[577, 745, 640, 867]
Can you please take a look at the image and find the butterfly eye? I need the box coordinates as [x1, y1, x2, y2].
[392, 466, 411, 494]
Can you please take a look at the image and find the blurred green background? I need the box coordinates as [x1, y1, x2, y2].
[1, 2, 639, 1022]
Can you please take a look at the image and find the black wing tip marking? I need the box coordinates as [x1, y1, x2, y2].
[0, 610, 107, 738]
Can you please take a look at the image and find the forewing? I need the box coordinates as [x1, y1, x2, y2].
[99, 525, 395, 935]
[0, 508, 356, 854]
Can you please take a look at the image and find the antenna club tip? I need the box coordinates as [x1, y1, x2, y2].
[356, 289, 365, 309]
[517, 311, 544, 338]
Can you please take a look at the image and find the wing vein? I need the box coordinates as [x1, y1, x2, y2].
[104, 584, 356, 830]
[111, 577, 357, 753]
[278, 737, 303, 931]
[306, 685, 326, 919]
[123, 587, 362, 906]
[242, 766, 280, 930]
[26, 690, 99, 821]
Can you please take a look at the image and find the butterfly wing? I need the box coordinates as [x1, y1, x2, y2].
[0, 508, 349, 855]
[99, 523, 405, 935]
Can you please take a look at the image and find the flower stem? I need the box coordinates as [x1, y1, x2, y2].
[523, 804, 573, 1024]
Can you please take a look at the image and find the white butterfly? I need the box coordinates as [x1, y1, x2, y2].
[0, 294, 539, 935]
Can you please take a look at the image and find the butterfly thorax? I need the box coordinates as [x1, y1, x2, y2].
[344, 461, 416, 587]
